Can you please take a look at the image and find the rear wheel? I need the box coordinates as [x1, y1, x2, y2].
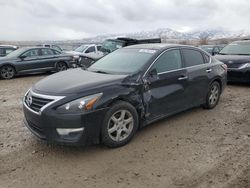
[0, 65, 15, 79]
[56, 62, 67, 72]
[204, 81, 221, 109]
[101, 101, 139, 148]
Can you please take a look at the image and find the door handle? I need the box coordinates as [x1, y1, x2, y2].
[206, 68, 212, 73]
[178, 76, 188, 81]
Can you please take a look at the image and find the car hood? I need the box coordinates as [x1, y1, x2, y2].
[33, 68, 128, 95]
[0, 56, 17, 62]
[215, 54, 250, 64]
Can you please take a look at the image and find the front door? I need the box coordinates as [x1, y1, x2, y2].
[143, 49, 188, 121]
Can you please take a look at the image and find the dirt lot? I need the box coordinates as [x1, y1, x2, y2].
[0, 74, 249, 188]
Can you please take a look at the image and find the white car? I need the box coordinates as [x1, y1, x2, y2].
[67, 44, 102, 56]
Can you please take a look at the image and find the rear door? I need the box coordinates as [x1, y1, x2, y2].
[39, 48, 57, 69]
[181, 48, 211, 106]
[143, 49, 189, 121]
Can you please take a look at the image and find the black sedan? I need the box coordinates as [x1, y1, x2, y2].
[23, 44, 227, 148]
[0, 47, 77, 79]
[215, 40, 250, 83]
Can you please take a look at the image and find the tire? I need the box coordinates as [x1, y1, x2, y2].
[56, 62, 67, 72]
[203, 81, 221, 109]
[101, 101, 139, 148]
[0, 65, 15, 79]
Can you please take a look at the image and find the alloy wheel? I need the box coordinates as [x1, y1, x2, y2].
[0, 66, 15, 79]
[209, 84, 219, 105]
[57, 62, 67, 72]
[108, 110, 134, 142]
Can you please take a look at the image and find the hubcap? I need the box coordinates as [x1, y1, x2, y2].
[57, 63, 67, 71]
[209, 85, 219, 105]
[1, 66, 14, 79]
[108, 110, 134, 142]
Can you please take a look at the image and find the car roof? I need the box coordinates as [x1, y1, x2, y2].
[124, 43, 194, 50]
[0, 45, 18, 48]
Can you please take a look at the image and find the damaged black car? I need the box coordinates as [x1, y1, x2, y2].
[23, 44, 227, 148]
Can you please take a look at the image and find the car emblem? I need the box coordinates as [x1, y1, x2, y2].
[26, 94, 32, 106]
[228, 61, 233, 64]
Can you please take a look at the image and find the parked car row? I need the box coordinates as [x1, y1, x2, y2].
[0, 39, 249, 84]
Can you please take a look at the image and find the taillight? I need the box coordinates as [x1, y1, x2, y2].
[221, 64, 227, 72]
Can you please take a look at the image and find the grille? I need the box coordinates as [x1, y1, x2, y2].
[25, 93, 54, 113]
[26, 119, 46, 139]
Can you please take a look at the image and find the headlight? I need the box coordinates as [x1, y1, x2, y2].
[73, 55, 80, 59]
[56, 93, 102, 113]
[239, 63, 250, 69]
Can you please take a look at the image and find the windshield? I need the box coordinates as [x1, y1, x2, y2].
[88, 48, 156, 74]
[219, 42, 250, 55]
[100, 40, 125, 53]
[6, 48, 26, 57]
[74, 45, 89, 53]
[200, 46, 213, 53]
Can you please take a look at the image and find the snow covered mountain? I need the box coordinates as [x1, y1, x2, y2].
[79, 28, 250, 43]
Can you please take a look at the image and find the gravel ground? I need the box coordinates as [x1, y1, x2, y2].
[0, 74, 249, 188]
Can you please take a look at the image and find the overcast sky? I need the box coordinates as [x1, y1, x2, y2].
[0, 0, 250, 40]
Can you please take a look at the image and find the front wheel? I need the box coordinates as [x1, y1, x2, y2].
[101, 101, 139, 148]
[204, 81, 221, 109]
[0, 65, 15, 79]
[56, 62, 67, 72]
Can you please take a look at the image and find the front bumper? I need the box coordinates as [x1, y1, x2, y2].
[23, 103, 108, 146]
[227, 68, 250, 83]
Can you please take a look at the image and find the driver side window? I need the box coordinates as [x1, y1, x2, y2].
[85, 46, 95, 53]
[152, 49, 182, 74]
[22, 49, 39, 57]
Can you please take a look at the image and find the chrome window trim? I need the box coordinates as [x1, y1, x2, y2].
[23, 89, 65, 115]
[143, 48, 212, 77]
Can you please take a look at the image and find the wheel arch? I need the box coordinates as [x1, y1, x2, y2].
[0, 63, 17, 73]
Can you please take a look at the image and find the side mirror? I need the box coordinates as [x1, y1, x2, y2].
[19, 55, 27, 60]
[148, 68, 158, 78]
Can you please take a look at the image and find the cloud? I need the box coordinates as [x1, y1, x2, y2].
[0, 0, 249, 40]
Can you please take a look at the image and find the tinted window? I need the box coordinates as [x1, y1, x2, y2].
[0, 48, 5, 56]
[152, 50, 182, 73]
[86, 46, 95, 53]
[52, 49, 61, 55]
[182, 49, 204, 67]
[41, 48, 53, 56]
[22, 49, 39, 57]
[97, 45, 102, 51]
[5, 48, 15, 55]
[204, 53, 210, 63]
[52, 45, 62, 51]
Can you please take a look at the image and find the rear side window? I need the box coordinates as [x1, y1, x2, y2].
[203, 53, 210, 63]
[182, 49, 205, 67]
[152, 49, 182, 73]
[0, 48, 5, 56]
